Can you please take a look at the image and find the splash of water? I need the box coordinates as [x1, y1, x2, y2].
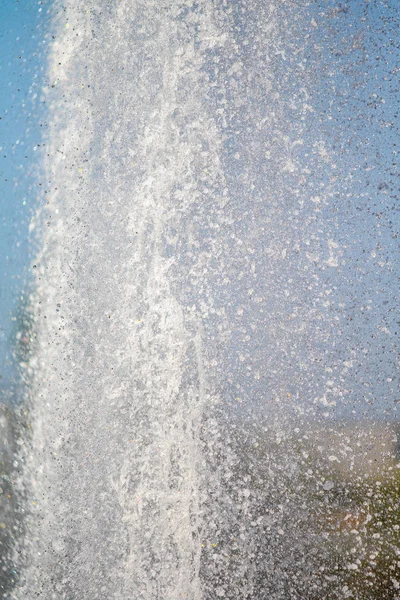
[11, 2, 400, 599]
[14, 2, 231, 598]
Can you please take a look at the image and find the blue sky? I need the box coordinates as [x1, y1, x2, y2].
[201, 0, 399, 420]
[0, 0, 48, 394]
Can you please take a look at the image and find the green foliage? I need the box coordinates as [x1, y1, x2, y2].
[336, 469, 400, 599]
[293, 431, 400, 599]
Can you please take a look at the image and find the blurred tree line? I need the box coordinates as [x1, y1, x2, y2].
[0, 290, 35, 596]
[0, 294, 399, 597]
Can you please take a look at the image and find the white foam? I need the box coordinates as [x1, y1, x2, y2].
[13, 2, 229, 598]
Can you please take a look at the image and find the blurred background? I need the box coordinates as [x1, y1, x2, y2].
[0, 1, 48, 593]
[0, 0, 398, 598]
[0, 0, 48, 402]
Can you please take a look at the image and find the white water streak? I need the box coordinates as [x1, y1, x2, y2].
[14, 2, 228, 598]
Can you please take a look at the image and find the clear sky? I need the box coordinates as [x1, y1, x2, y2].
[0, 0, 48, 395]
